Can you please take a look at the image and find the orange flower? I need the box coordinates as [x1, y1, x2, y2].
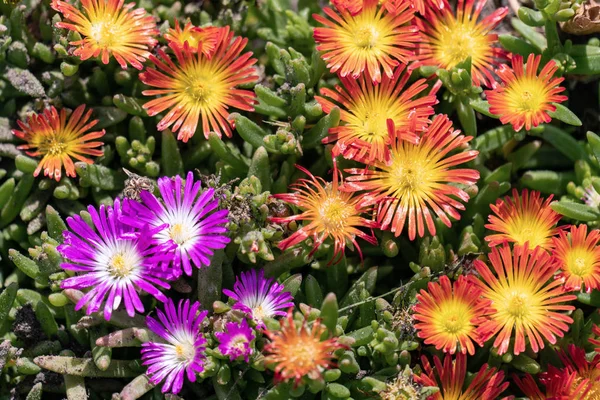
[413, 275, 489, 355]
[270, 165, 378, 264]
[414, 353, 510, 400]
[486, 53, 568, 131]
[414, 0, 508, 87]
[553, 224, 600, 292]
[590, 324, 600, 352]
[51, 0, 158, 69]
[263, 311, 346, 385]
[313, 0, 418, 84]
[558, 344, 600, 396]
[485, 188, 562, 251]
[140, 27, 258, 142]
[473, 244, 576, 355]
[163, 20, 220, 55]
[514, 369, 592, 400]
[12, 106, 105, 182]
[315, 65, 437, 164]
[343, 114, 479, 240]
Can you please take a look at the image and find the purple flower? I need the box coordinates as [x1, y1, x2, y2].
[58, 199, 173, 321]
[141, 299, 208, 394]
[215, 319, 255, 362]
[122, 171, 230, 278]
[223, 269, 294, 328]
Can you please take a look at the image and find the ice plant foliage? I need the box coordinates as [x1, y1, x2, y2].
[50, 0, 158, 69]
[223, 269, 294, 328]
[163, 21, 220, 55]
[122, 171, 230, 278]
[485, 188, 561, 251]
[313, 0, 419, 83]
[315, 65, 437, 164]
[552, 224, 600, 292]
[57, 199, 173, 320]
[271, 165, 378, 263]
[486, 53, 568, 131]
[12, 106, 105, 182]
[263, 311, 346, 385]
[415, 0, 508, 87]
[141, 299, 208, 394]
[414, 353, 510, 400]
[473, 244, 576, 355]
[344, 114, 479, 240]
[215, 319, 255, 362]
[413, 275, 489, 355]
[140, 27, 258, 142]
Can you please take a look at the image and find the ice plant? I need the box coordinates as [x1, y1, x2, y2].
[214, 319, 255, 362]
[486, 53, 568, 131]
[584, 185, 600, 209]
[57, 199, 173, 320]
[50, 0, 158, 69]
[485, 188, 561, 251]
[313, 0, 419, 84]
[223, 269, 294, 328]
[514, 369, 592, 400]
[163, 21, 220, 55]
[552, 224, 600, 292]
[344, 114, 479, 240]
[589, 324, 600, 352]
[263, 311, 346, 385]
[12, 105, 105, 182]
[270, 165, 378, 263]
[140, 27, 258, 142]
[473, 244, 576, 355]
[141, 299, 208, 394]
[414, 353, 510, 400]
[122, 171, 230, 278]
[315, 65, 437, 164]
[557, 344, 600, 396]
[415, 0, 508, 87]
[413, 275, 489, 355]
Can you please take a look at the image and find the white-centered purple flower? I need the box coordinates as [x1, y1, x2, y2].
[223, 269, 294, 328]
[122, 171, 230, 278]
[58, 199, 174, 321]
[141, 299, 208, 394]
[583, 185, 600, 209]
[215, 319, 255, 362]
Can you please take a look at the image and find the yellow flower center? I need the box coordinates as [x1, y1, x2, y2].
[253, 305, 266, 320]
[178, 32, 199, 48]
[169, 223, 192, 245]
[187, 78, 214, 103]
[432, 18, 490, 69]
[319, 196, 354, 232]
[44, 136, 69, 156]
[346, 97, 410, 145]
[434, 299, 473, 336]
[505, 291, 530, 319]
[108, 254, 133, 278]
[174, 342, 195, 362]
[504, 78, 548, 114]
[89, 21, 118, 47]
[566, 248, 596, 278]
[354, 26, 379, 48]
[504, 214, 550, 249]
[573, 375, 600, 400]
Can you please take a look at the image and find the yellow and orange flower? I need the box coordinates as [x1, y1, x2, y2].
[514, 369, 592, 400]
[313, 0, 419, 84]
[270, 165, 378, 264]
[315, 64, 437, 164]
[413, 275, 489, 355]
[486, 53, 568, 131]
[485, 188, 562, 251]
[140, 27, 258, 142]
[558, 344, 600, 396]
[12, 106, 105, 182]
[163, 20, 220, 55]
[414, 353, 510, 400]
[473, 244, 576, 355]
[553, 224, 600, 292]
[263, 311, 346, 385]
[343, 114, 479, 240]
[414, 0, 508, 88]
[51, 0, 158, 69]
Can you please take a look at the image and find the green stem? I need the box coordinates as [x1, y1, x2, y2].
[544, 19, 561, 54]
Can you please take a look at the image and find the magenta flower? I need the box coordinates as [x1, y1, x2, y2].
[215, 319, 255, 362]
[223, 269, 294, 328]
[141, 299, 208, 394]
[58, 199, 173, 321]
[122, 171, 230, 278]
